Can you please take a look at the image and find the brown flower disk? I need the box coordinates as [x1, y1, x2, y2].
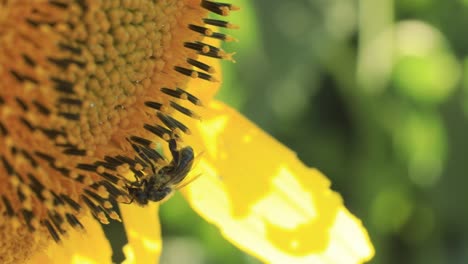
[0, 0, 237, 262]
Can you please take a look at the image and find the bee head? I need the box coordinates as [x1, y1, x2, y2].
[149, 186, 172, 202]
[126, 187, 149, 206]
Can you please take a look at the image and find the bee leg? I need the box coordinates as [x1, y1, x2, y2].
[122, 185, 137, 204]
[121, 196, 135, 205]
[168, 138, 180, 165]
[126, 137, 157, 174]
[130, 180, 142, 187]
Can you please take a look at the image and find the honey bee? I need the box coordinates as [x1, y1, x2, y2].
[126, 138, 194, 205]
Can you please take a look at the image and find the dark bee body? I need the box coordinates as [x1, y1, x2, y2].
[127, 139, 194, 205]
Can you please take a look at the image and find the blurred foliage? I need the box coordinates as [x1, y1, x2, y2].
[158, 0, 468, 263]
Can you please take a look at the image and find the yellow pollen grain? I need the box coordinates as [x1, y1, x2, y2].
[97, 185, 109, 196]
[86, 150, 95, 156]
[190, 112, 202, 120]
[22, 201, 32, 211]
[224, 35, 237, 42]
[222, 52, 236, 62]
[160, 105, 170, 112]
[44, 201, 54, 211]
[99, 190, 110, 200]
[10, 177, 20, 188]
[97, 166, 106, 174]
[117, 180, 127, 188]
[117, 164, 130, 175]
[109, 211, 122, 222]
[11, 218, 21, 230]
[70, 171, 80, 179]
[207, 66, 216, 74]
[220, 7, 230, 16]
[56, 206, 66, 216]
[84, 177, 94, 186]
[20, 185, 32, 197]
[226, 23, 239, 29]
[116, 196, 129, 203]
[97, 213, 109, 225]
[177, 93, 187, 101]
[103, 201, 113, 209]
[230, 5, 241, 11]
[135, 163, 144, 171]
[209, 75, 219, 82]
[201, 45, 210, 53]
[31, 219, 40, 230]
[205, 28, 213, 36]
[42, 190, 53, 200]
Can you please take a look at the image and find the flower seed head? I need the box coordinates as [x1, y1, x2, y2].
[0, 0, 237, 262]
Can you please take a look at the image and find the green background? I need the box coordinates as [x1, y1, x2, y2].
[158, 1, 468, 263]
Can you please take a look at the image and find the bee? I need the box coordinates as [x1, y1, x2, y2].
[126, 138, 194, 205]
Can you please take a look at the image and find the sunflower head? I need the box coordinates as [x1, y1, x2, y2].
[0, 0, 237, 262]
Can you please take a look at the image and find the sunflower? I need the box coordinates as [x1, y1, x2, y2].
[0, 1, 374, 263]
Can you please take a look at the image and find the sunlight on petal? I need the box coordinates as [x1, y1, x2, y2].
[28, 214, 112, 264]
[120, 204, 161, 264]
[182, 101, 374, 263]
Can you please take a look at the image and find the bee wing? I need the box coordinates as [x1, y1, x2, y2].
[192, 149, 204, 169]
[175, 172, 202, 190]
[174, 149, 205, 189]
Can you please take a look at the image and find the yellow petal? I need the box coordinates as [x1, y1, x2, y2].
[119, 203, 161, 264]
[182, 101, 375, 263]
[28, 214, 112, 264]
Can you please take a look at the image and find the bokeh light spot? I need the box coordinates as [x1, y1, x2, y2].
[371, 188, 413, 234]
[393, 110, 446, 187]
[393, 21, 461, 104]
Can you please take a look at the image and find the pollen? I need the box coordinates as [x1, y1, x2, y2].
[0, 0, 237, 262]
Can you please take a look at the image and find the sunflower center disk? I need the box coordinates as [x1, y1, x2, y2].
[0, 0, 237, 260]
